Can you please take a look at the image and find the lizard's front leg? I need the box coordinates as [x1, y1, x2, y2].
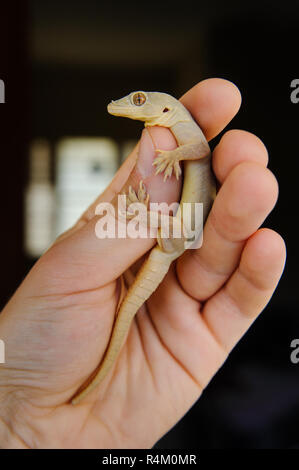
[153, 141, 210, 180]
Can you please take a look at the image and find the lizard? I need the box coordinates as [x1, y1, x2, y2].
[71, 91, 216, 404]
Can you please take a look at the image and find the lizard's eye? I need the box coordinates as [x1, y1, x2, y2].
[132, 92, 146, 106]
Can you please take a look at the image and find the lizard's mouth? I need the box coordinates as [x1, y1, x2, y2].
[107, 101, 131, 116]
[107, 102, 144, 120]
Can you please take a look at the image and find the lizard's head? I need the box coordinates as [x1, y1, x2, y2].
[107, 91, 189, 127]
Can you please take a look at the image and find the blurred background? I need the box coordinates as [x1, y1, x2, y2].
[0, 0, 298, 448]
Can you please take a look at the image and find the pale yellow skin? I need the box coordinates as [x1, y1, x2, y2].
[72, 91, 216, 404]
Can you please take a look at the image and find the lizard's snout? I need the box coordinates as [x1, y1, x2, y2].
[107, 101, 118, 115]
[107, 99, 132, 117]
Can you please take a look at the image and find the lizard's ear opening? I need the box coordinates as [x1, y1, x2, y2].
[132, 92, 147, 106]
[163, 107, 170, 112]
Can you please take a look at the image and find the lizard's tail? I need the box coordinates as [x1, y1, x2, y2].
[72, 246, 177, 404]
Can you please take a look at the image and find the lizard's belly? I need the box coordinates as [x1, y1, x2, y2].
[181, 159, 215, 212]
[177, 159, 215, 240]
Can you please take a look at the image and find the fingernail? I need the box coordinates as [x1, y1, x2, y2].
[136, 128, 156, 178]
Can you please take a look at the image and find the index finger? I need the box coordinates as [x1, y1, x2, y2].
[180, 78, 242, 141]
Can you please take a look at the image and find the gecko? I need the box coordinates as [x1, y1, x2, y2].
[72, 91, 216, 404]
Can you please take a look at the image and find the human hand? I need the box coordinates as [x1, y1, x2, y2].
[0, 79, 286, 449]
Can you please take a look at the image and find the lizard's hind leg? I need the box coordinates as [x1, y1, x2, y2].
[156, 215, 186, 255]
[124, 181, 186, 254]
[123, 180, 149, 220]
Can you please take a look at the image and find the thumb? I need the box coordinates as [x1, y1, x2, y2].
[25, 126, 181, 296]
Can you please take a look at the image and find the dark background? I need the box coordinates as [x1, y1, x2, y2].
[0, 0, 298, 448]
